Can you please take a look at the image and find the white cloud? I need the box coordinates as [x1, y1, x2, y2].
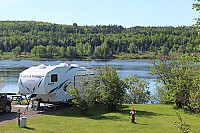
[0, 0, 24, 7]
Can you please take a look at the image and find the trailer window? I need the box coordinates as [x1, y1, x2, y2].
[51, 74, 58, 82]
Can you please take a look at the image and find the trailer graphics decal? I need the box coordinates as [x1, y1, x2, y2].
[38, 79, 43, 88]
[47, 66, 76, 93]
[20, 77, 43, 93]
[32, 79, 43, 92]
[48, 79, 69, 94]
[19, 78, 31, 92]
[63, 82, 71, 91]
[64, 67, 76, 74]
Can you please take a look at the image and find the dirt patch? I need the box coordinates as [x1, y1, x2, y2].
[0, 104, 70, 126]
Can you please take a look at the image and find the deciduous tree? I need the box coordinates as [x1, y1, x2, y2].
[68, 74, 100, 114]
[124, 74, 150, 104]
[12, 46, 21, 57]
[96, 66, 126, 111]
[150, 56, 200, 113]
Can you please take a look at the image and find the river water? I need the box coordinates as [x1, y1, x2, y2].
[0, 60, 157, 94]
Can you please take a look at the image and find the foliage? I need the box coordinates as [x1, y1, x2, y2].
[67, 74, 100, 114]
[93, 43, 110, 59]
[93, 46, 102, 58]
[30, 45, 47, 58]
[83, 42, 92, 56]
[193, 1, 200, 26]
[150, 55, 200, 113]
[174, 112, 198, 133]
[161, 45, 169, 56]
[95, 66, 126, 111]
[0, 50, 3, 55]
[60, 46, 66, 58]
[67, 46, 77, 58]
[12, 46, 21, 57]
[124, 74, 150, 104]
[46, 45, 53, 58]
[0, 21, 199, 59]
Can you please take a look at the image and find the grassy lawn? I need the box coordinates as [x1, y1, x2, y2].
[0, 104, 199, 133]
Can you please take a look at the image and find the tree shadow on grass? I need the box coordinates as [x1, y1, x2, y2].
[119, 109, 163, 118]
[42, 104, 130, 121]
[42, 104, 172, 122]
[117, 105, 174, 118]
[136, 110, 162, 118]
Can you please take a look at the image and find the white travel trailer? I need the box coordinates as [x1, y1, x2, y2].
[18, 63, 94, 104]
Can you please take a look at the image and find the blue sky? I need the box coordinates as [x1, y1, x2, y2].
[0, 0, 198, 27]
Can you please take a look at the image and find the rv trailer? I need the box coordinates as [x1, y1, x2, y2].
[18, 63, 94, 104]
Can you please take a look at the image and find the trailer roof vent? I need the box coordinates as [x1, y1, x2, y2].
[38, 64, 46, 69]
[59, 63, 68, 67]
[70, 64, 80, 67]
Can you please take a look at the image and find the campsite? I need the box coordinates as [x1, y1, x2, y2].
[0, 103, 200, 133]
[0, 0, 200, 132]
[0, 61, 200, 133]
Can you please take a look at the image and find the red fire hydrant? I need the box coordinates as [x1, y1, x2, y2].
[130, 109, 136, 123]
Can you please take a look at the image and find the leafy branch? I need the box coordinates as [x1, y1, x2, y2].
[174, 112, 199, 133]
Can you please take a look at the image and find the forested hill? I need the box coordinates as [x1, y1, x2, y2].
[0, 21, 199, 59]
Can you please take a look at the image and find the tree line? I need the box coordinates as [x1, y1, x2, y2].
[0, 21, 199, 59]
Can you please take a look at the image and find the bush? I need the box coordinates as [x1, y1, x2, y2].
[68, 74, 100, 114]
[124, 74, 150, 104]
[150, 55, 200, 113]
[96, 66, 126, 111]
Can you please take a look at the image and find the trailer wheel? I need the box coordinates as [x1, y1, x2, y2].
[4, 103, 11, 113]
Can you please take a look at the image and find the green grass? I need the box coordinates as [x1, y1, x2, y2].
[11, 100, 28, 105]
[0, 104, 200, 133]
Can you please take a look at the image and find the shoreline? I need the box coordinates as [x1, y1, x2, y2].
[0, 57, 156, 61]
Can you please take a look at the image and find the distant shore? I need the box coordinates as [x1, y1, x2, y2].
[0, 51, 187, 61]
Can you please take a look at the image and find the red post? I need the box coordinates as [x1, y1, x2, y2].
[130, 109, 135, 123]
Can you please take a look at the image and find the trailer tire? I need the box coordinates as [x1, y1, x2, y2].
[4, 102, 11, 113]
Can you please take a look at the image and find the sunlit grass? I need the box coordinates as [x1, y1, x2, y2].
[0, 104, 199, 133]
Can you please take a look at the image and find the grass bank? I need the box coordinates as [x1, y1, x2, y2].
[0, 104, 199, 133]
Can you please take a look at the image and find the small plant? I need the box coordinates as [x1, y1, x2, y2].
[174, 112, 198, 133]
[36, 63, 40, 66]
[67, 61, 71, 66]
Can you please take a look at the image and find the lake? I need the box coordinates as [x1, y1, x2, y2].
[0, 60, 157, 94]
